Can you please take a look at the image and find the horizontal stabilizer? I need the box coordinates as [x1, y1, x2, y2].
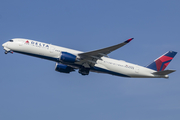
[152, 69, 176, 75]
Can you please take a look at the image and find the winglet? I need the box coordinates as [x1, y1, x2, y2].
[125, 38, 134, 43]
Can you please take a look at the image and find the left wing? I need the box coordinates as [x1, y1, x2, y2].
[76, 38, 134, 67]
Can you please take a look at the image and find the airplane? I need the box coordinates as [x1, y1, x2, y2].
[2, 38, 177, 78]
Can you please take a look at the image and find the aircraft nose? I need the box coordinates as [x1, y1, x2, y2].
[2, 42, 7, 47]
[2, 43, 5, 47]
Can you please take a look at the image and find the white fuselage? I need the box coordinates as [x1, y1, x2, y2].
[2, 38, 168, 78]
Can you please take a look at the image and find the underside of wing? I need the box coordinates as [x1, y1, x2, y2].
[76, 38, 134, 68]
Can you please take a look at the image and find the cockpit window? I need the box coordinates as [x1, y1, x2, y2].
[9, 40, 13, 42]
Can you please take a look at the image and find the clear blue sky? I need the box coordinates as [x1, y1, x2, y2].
[0, 0, 180, 120]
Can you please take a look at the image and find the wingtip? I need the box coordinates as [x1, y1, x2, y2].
[125, 38, 134, 43]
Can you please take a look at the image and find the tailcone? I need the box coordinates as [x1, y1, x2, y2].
[164, 75, 169, 79]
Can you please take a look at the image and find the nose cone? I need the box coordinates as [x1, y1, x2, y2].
[2, 42, 7, 47]
[2, 43, 5, 47]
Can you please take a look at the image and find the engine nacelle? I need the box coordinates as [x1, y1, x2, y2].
[60, 52, 77, 63]
[55, 63, 75, 73]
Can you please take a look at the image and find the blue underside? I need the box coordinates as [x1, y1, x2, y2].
[14, 51, 130, 77]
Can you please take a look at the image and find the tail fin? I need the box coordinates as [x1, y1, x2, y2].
[146, 51, 177, 71]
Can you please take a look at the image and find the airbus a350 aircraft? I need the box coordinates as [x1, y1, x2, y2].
[2, 38, 177, 78]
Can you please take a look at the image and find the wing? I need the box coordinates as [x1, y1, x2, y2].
[76, 38, 134, 68]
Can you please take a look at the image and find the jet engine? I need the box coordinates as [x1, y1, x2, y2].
[55, 63, 75, 73]
[59, 52, 78, 63]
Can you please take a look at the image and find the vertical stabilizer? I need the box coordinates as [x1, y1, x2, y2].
[146, 51, 177, 71]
